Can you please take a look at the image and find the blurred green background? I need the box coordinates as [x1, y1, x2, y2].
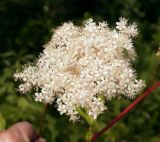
[0, 0, 160, 142]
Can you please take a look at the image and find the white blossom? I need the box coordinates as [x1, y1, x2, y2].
[14, 18, 145, 121]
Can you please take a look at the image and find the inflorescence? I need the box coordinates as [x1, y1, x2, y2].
[14, 18, 145, 121]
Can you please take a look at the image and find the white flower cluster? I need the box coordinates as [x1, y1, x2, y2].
[14, 18, 145, 121]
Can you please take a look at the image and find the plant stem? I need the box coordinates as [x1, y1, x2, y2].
[85, 127, 95, 142]
[76, 107, 96, 142]
[77, 108, 95, 126]
[91, 82, 160, 141]
[38, 103, 48, 135]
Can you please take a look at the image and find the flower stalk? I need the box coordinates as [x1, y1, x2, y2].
[38, 103, 48, 135]
[77, 107, 96, 142]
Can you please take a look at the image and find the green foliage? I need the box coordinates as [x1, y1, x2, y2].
[0, 0, 160, 141]
[0, 113, 6, 130]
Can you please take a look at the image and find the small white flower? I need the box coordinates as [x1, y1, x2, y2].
[116, 17, 128, 31]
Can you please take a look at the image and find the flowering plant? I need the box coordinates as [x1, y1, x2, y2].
[14, 18, 145, 141]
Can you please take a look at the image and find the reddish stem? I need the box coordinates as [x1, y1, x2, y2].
[91, 82, 160, 141]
